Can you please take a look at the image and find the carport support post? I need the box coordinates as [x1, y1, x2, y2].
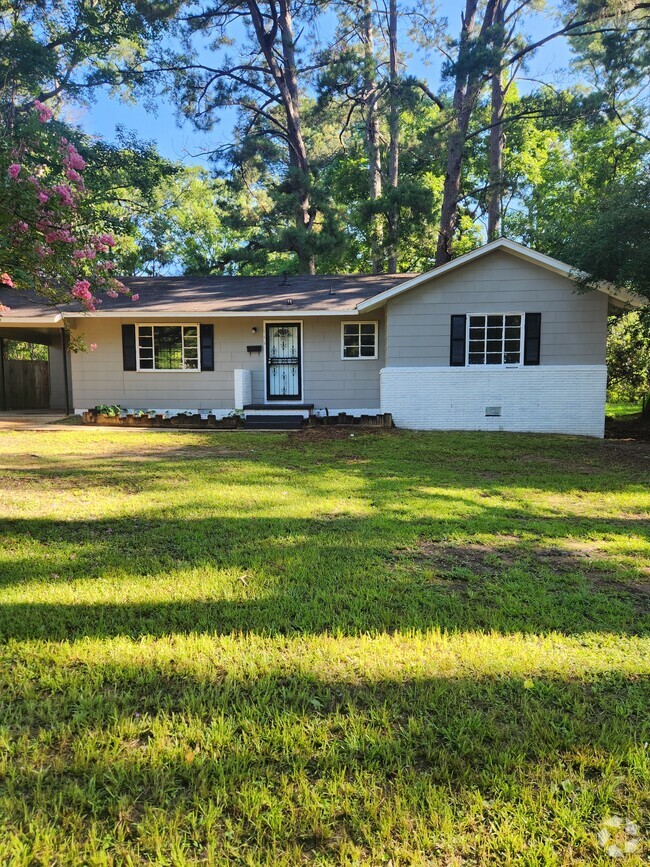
[0, 336, 5, 411]
[61, 328, 71, 415]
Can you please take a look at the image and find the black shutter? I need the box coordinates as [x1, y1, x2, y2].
[122, 324, 137, 371]
[450, 314, 467, 366]
[523, 313, 541, 365]
[200, 324, 214, 371]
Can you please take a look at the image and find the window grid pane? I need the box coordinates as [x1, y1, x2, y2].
[467, 314, 522, 366]
[343, 323, 376, 358]
[137, 325, 202, 370]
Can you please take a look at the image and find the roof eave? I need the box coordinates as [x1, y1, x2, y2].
[62, 307, 363, 319]
[0, 314, 63, 326]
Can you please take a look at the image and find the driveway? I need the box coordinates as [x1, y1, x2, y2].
[0, 411, 77, 430]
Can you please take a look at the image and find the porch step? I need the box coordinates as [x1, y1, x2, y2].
[244, 414, 304, 430]
[243, 404, 314, 410]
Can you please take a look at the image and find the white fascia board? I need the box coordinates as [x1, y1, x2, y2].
[356, 238, 645, 311]
[0, 315, 63, 326]
[62, 308, 360, 319]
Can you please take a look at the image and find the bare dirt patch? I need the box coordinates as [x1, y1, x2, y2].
[606, 413, 650, 443]
[394, 536, 650, 601]
[288, 426, 398, 444]
[390, 536, 650, 614]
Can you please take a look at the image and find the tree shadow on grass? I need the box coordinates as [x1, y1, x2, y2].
[1, 663, 648, 862]
[1, 510, 648, 640]
[1, 430, 648, 640]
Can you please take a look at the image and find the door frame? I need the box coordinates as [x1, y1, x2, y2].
[263, 320, 304, 403]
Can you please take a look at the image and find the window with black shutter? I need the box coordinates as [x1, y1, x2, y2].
[450, 314, 467, 366]
[523, 313, 541, 365]
[200, 324, 214, 371]
[122, 324, 137, 371]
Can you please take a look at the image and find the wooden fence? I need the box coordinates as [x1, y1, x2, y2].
[3, 359, 50, 409]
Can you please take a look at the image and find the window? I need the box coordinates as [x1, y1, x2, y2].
[342, 322, 378, 359]
[136, 325, 200, 371]
[467, 314, 522, 366]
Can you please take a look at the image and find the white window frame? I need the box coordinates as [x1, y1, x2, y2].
[136, 323, 202, 372]
[341, 320, 378, 360]
[466, 312, 525, 368]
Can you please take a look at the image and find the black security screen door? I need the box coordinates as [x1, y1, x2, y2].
[266, 323, 301, 400]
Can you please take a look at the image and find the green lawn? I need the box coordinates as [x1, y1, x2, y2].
[606, 401, 643, 419]
[0, 428, 648, 865]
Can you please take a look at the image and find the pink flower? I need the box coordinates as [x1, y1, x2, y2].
[101, 260, 116, 270]
[0, 272, 14, 287]
[90, 343, 97, 351]
[106, 288, 119, 298]
[45, 228, 76, 244]
[37, 191, 49, 204]
[33, 100, 53, 123]
[0, 304, 10, 313]
[14, 221, 28, 233]
[131, 293, 139, 302]
[63, 144, 86, 172]
[65, 168, 84, 188]
[72, 279, 91, 295]
[99, 233, 115, 247]
[73, 245, 96, 260]
[8, 164, 21, 179]
[52, 184, 75, 207]
[71, 280, 97, 312]
[91, 236, 107, 252]
[34, 243, 52, 258]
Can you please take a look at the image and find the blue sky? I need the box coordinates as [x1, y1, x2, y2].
[80, 0, 574, 166]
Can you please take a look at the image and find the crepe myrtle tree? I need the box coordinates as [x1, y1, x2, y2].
[0, 102, 136, 324]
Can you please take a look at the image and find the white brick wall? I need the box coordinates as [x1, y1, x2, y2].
[380, 365, 607, 437]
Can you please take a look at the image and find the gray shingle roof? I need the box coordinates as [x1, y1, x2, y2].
[0, 274, 415, 321]
[109, 274, 413, 314]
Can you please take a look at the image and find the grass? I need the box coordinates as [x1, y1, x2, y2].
[0, 427, 648, 866]
[606, 401, 643, 419]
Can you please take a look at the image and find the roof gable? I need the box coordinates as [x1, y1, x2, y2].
[357, 238, 643, 311]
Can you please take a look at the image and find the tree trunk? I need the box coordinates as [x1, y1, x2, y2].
[279, 0, 316, 273]
[362, 0, 383, 274]
[487, 1, 505, 241]
[486, 67, 504, 240]
[435, 0, 497, 266]
[386, 0, 399, 274]
[248, 0, 316, 273]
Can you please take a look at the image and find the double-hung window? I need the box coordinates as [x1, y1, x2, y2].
[342, 322, 378, 359]
[467, 314, 522, 366]
[137, 324, 200, 371]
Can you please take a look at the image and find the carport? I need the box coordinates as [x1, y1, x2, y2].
[0, 290, 72, 414]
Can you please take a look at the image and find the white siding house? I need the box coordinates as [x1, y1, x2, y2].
[0, 239, 641, 436]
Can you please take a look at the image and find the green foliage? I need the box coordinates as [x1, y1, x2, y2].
[1, 339, 48, 361]
[0, 111, 127, 306]
[607, 311, 650, 403]
[504, 110, 650, 297]
[92, 404, 122, 416]
[0, 0, 176, 114]
[1, 0, 648, 280]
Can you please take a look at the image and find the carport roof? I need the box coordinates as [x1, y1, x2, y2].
[0, 289, 63, 325]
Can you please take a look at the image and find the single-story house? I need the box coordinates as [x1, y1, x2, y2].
[0, 238, 641, 436]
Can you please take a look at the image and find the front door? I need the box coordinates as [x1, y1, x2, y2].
[266, 323, 302, 401]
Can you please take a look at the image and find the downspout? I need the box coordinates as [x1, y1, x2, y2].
[61, 328, 71, 415]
